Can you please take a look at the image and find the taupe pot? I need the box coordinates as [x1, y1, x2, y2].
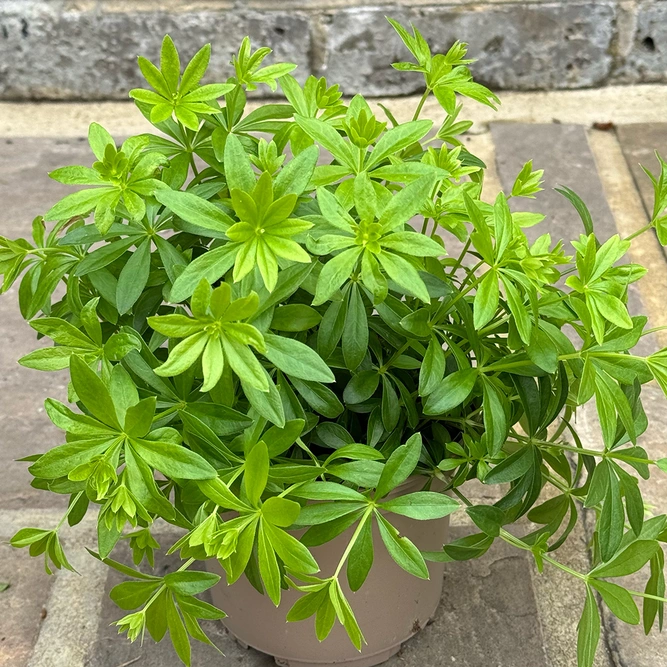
[207, 477, 449, 667]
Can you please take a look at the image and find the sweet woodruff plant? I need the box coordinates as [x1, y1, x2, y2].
[5, 18, 667, 667]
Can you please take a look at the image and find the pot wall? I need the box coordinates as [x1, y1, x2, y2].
[207, 477, 449, 667]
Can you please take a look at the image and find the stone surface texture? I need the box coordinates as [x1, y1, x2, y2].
[1, 0, 667, 100]
[615, 2, 667, 84]
[0, 544, 52, 667]
[323, 4, 616, 95]
[393, 527, 550, 667]
[0, 2, 311, 100]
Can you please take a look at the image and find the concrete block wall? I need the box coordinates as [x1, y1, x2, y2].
[0, 1, 666, 100]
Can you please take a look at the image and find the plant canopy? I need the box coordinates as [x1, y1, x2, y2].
[4, 20, 667, 667]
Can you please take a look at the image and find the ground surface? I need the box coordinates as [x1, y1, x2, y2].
[1, 89, 667, 666]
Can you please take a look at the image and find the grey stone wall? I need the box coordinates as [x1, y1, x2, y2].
[0, 0, 666, 100]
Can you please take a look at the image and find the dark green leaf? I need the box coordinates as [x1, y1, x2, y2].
[592, 540, 661, 578]
[263, 334, 334, 383]
[244, 441, 269, 507]
[375, 433, 422, 499]
[131, 438, 216, 480]
[116, 239, 151, 314]
[466, 505, 505, 537]
[577, 586, 600, 667]
[484, 447, 533, 485]
[423, 368, 476, 415]
[590, 580, 640, 625]
[376, 512, 429, 578]
[342, 285, 368, 371]
[381, 492, 459, 520]
[347, 517, 374, 591]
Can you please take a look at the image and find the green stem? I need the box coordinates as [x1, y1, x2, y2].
[460, 261, 486, 287]
[448, 237, 473, 277]
[33, 247, 81, 259]
[190, 155, 200, 177]
[412, 89, 431, 121]
[438, 270, 485, 315]
[482, 359, 533, 373]
[592, 351, 646, 363]
[542, 473, 602, 512]
[498, 528, 532, 553]
[452, 488, 472, 507]
[478, 316, 511, 336]
[296, 438, 323, 468]
[55, 491, 84, 531]
[512, 436, 603, 459]
[178, 121, 192, 149]
[549, 415, 571, 443]
[455, 488, 589, 581]
[178, 556, 196, 572]
[516, 434, 654, 466]
[485, 349, 646, 374]
[141, 556, 196, 618]
[333, 506, 373, 578]
[543, 472, 571, 495]
[142, 584, 167, 616]
[152, 403, 182, 422]
[624, 223, 654, 243]
[279, 483, 306, 499]
[453, 488, 590, 580]
[642, 325, 667, 337]
[381, 341, 412, 372]
[542, 554, 588, 580]
[627, 589, 667, 603]
[227, 466, 246, 486]
[499, 528, 588, 580]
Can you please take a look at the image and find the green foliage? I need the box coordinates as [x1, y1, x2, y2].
[4, 18, 667, 667]
[130, 36, 235, 129]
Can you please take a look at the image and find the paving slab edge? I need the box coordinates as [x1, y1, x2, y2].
[2, 85, 667, 138]
[588, 128, 667, 347]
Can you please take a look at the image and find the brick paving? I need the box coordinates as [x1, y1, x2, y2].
[2, 94, 667, 666]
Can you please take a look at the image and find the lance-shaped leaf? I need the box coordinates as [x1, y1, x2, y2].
[155, 189, 234, 234]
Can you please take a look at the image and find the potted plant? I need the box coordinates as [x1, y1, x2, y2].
[5, 16, 667, 667]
